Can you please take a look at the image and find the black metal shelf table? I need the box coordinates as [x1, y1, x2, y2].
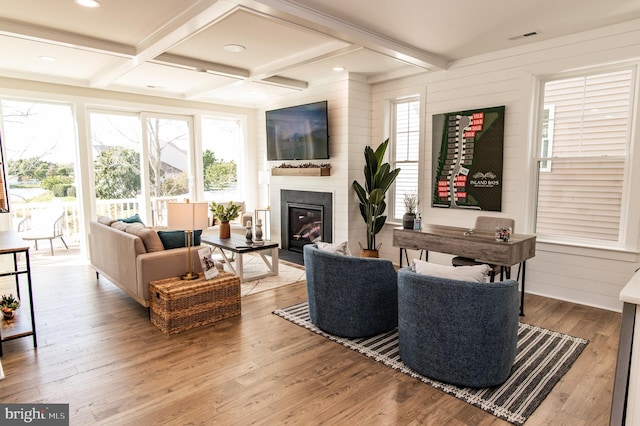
[0, 230, 36, 356]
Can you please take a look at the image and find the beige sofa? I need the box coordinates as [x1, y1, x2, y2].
[89, 217, 203, 307]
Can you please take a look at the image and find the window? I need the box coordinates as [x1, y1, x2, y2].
[90, 111, 194, 226]
[390, 97, 420, 220]
[201, 116, 243, 202]
[535, 68, 634, 245]
[1, 99, 81, 240]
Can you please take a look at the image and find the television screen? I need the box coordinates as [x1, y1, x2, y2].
[266, 101, 329, 161]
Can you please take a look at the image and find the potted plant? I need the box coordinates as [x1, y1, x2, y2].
[1, 294, 20, 320]
[209, 202, 241, 239]
[403, 192, 418, 229]
[352, 139, 401, 257]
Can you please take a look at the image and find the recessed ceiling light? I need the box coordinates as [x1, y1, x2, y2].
[224, 44, 246, 53]
[333, 66, 345, 72]
[75, 0, 100, 8]
[39, 56, 56, 62]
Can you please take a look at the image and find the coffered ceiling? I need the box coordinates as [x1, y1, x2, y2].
[1, 0, 639, 107]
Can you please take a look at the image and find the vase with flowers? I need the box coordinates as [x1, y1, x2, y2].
[209, 202, 241, 239]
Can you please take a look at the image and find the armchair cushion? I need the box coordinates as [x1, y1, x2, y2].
[413, 259, 490, 282]
[316, 241, 352, 256]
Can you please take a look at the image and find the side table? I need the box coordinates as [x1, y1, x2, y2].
[0, 231, 37, 356]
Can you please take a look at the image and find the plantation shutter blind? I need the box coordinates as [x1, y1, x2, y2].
[392, 99, 420, 220]
[536, 69, 632, 242]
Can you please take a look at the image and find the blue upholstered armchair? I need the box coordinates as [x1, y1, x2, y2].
[303, 244, 398, 338]
[397, 267, 519, 387]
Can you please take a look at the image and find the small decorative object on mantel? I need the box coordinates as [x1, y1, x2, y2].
[402, 192, 418, 230]
[495, 227, 512, 242]
[271, 163, 331, 176]
[1, 293, 20, 320]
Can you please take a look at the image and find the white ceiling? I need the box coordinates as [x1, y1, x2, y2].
[1, 0, 640, 108]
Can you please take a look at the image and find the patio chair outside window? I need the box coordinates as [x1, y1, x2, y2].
[18, 209, 69, 255]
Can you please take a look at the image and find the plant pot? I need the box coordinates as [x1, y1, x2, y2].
[358, 242, 381, 258]
[402, 213, 416, 230]
[219, 221, 231, 239]
[360, 249, 379, 258]
[2, 309, 15, 320]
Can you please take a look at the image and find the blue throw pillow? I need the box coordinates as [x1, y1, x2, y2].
[157, 230, 202, 249]
[118, 213, 144, 225]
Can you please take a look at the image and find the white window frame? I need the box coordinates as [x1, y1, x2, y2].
[389, 96, 421, 221]
[533, 65, 639, 250]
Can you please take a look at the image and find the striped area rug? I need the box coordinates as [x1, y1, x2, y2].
[273, 302, 588, 426]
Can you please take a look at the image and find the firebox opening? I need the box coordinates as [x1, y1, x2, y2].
[288, 204, 322, 253]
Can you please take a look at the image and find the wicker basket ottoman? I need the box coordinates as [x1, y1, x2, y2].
[149, 271, 241, 335]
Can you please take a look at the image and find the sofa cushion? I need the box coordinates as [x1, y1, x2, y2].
[157, 230, 203, 249]
[125, 226, 164, 253]
[118, 213, 144, 224]
[110, 221, 131, 232]
[97, 215, 116, 226]
[412, 259, 490, 283]
[316, 241, 352, 256]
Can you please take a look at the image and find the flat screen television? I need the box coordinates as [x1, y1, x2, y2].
[266, 101, 329, 161]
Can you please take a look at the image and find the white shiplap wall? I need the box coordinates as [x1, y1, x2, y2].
[257, 73, 372, 252]
[372, 19, 640, 312]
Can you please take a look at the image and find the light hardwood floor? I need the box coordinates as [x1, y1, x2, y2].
[0, 256, 621, 425]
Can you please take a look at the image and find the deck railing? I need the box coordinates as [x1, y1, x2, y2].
[11, 197, 181, 245]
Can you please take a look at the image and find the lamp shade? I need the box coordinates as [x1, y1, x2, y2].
[167, 202, 209, 230]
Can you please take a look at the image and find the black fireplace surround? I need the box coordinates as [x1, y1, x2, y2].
[281, 190, 332, 253]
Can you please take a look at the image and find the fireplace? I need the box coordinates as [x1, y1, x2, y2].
[281, 190, 332, 253]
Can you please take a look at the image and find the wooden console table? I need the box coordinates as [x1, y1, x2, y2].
[393, 226, 536, 315]
[0, 230, 37, 356]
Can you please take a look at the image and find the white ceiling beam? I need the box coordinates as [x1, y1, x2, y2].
[250, 43, 360, 81]
[0, 18, 134, 57]
[153, 53, 251, 79]
[240, 0, 448, 70]
[89, 0, 240, 88]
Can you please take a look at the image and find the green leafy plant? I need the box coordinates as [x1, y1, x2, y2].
[1, 294, 20, 312]
[352, 139, 401, 251]
[209, 201, 241, 223]
[404, 192, 418, 214]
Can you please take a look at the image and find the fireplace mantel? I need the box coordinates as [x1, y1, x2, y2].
[271, 167, 330, 177]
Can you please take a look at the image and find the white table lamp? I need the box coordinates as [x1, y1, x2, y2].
[167, 200, 209, 280]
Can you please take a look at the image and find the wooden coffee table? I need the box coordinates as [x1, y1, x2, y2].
[200, 234, 279, 283]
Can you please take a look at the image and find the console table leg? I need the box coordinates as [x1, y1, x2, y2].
[520, 261, 526, 316]
[25, 251, 37, 348]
